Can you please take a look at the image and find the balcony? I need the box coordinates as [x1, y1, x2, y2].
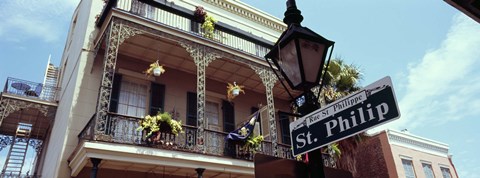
[100, 0, 275, 59]
[78, 112, 294, 161]
[2, 77, 58, 103]
[0, 78, 58, 177]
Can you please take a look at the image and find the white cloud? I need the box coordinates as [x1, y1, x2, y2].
[370, 14, 480, 132]
[0, 0, 80, 43]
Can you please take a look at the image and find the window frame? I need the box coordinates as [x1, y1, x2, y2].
[421, 162, 435, 178]
[401, 158, 417, 178]
[440, 166, 452, 178]
[116, 76, 150, 118]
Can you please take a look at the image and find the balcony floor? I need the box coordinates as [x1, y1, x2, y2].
[69, 141, 254, 178]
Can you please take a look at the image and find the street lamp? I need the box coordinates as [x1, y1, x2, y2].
[265, 1, 335, 178]
[265, 0, 334, 92]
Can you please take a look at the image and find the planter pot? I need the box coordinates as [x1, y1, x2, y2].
[153, 67, 162, 76]
[232, 88, 240, 96]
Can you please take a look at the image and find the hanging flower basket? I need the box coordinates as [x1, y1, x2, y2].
[153, 67, 163, 76]
[232, 88, 241, 96]
[144, 60, 166, 77]
[227, 82, 245, 101]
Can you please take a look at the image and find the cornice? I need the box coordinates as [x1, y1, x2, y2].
[201, 0, 287, 32]
[387, 130, 450, 157]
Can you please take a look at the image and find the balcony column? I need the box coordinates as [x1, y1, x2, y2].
[250, 65, 279, 157]
[180, 42, 220, 153]
[90, 158, 102, 178]
[94, 20, 143, 141]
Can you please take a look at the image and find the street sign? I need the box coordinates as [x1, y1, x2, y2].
[290, 76, 400, 156]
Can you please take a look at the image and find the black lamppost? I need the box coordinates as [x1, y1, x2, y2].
[265, 0, 335, 178]
[265, 0, 334, 92]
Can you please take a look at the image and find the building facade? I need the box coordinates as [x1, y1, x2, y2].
[343, 130, 459, 178]
[15, 0, 301, 177]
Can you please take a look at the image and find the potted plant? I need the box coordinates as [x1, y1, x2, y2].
[227, 82, 245, 101]
[243, 134, 264, 153]
[144, 60, 166, 77]
[194, 6, 217, 39]
[201, 14, 217, 39]
[194, 6, 207, 23]
[137, 112, 183, 145]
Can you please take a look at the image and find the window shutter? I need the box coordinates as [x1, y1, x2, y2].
[109, 74, 122, 112]
[149, 82, 165, 115]
[186, 92, 197, 126]
[223, 100, 235, 132]
[278, 111, 291, 144]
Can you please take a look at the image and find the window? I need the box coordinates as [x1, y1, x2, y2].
[186, 92, 197, 126]
[278, 111, 291, 144]
[117, 80, 148, 117]
[441, 167, 452, 178]
[149, 83, 165, 115]
[402, 159, 416, 178]
[222, 100, 235, 132]
[422, 163, 435, 178]
[206, 101, 220, 131]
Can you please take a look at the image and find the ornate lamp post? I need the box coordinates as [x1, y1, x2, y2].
[265, 0, 335, 178]
[265, 0, 334, 92]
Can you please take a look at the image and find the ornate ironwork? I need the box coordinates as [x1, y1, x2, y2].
[249, 65, 279, 157]
[109, 115, 142, 144]
[0, 135, 13, 152]
[323, 153, 337, 168]
[179, 41, 220, 153]
[0, 97, 51, 126]
[205, 131, 227, 156]
[28, 139, 43, 153]
[94, 18, 143, 141]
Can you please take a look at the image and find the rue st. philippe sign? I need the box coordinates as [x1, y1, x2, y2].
[290, 76, 400, 156]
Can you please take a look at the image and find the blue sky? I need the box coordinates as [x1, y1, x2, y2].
[0, 0, 479, 177]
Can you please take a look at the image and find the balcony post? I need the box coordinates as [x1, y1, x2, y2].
[94, 19, 143, 141]
[90, 158, 102, 178]
[195, 168, 206, 178]
[250, 65, 279, 157]
[180, 42, 220, 153]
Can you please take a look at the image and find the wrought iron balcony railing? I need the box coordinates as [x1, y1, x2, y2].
[2, 77, 59, 102]
[78, 112, 295, 161]
[111, 0, 272, 58]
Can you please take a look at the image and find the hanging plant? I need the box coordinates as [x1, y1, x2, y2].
[227, 82, 245, 101]
[243, 134, 264, 153]
[193, 6, 218, 39]
[201, 14, 217, 39]
[144, 60, 166, 77]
